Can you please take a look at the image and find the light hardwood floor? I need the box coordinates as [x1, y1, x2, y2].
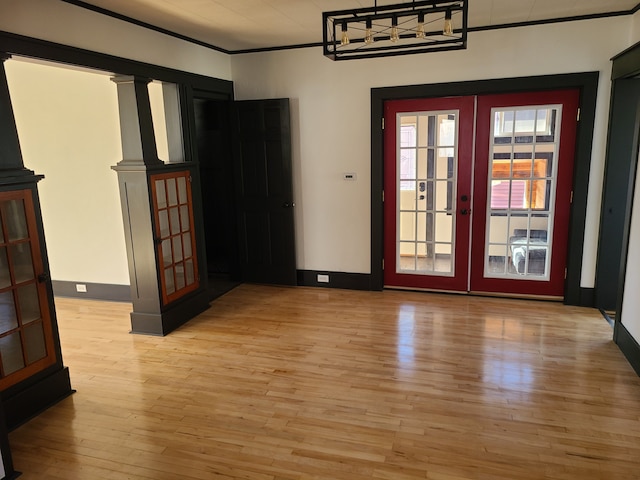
[8, 284, 640, 479]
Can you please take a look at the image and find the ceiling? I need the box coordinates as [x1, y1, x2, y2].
[71, 0, 638, 52]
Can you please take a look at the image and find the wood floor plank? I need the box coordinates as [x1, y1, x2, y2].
[8, 285, 640, 479]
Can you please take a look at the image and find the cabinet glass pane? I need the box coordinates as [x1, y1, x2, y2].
[175, 264, 185, 290]
[158, 210, 170, 238]
[10, 244, 34, 283]
[172, 236, 183, 263]
[180, 205, 189, 232]
[185, 259, 195, 285]
[169, 207, 180, 235]
[24, 323, 47, 364]
[164, 268, 175, 295]
[177, 177, 187, 204]
[161, 239, 172, 268]
[17, 284, 41, 325]
[0, 291, 17, 334]
[183, 233, 192, 258]
[167, 178, 178, 206]
[155, 180, 167, 209]
[6, 200, 28, 242]
[0, 332, 25, 375]
[0, 248, 10, 289]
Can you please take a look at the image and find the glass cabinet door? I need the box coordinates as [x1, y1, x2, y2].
[0, 190, 56, 390]
[151, 171, 199, 305]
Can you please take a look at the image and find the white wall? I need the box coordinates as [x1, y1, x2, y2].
[5, 59, 130, 285]
[0, 0, 231, 80]
[231, 17, 631, 283]
[621, 153, 640, 342]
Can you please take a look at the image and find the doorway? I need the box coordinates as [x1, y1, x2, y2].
[192, 95, 241, 300]
[595, 78, 640, 317]
[192, 96, 298, 296]
[383, 89, 579, 298]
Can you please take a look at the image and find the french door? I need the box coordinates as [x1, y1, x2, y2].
[383, 96, 474, 291]
[383, 89, 579, 298]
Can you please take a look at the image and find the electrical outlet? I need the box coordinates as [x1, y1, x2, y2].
[317, 274, 329, 283]
[76, 284, 87, 293]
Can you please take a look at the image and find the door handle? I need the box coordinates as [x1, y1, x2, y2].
[37, 272, 50, 283]
[282, 202, 295, 208]
[460, 208, 470, 215]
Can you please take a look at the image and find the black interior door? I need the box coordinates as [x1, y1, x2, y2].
[233, 99, 297, 285]
[595, 79, 640, 311]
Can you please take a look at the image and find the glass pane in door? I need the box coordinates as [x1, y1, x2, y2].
[484, 105, 560, 280]
[397, 112, 457, 276]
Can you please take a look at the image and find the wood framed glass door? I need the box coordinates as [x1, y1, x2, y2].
[0, 189, 56, 390]
[383, 89, 579, 298]
[383, 96, 474, 291]
[151, 171, 199, 306]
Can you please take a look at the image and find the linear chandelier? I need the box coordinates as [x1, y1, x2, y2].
[323, 0, 468, 61]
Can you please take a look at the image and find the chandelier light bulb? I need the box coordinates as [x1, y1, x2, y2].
[340, 22, 350, 45]
[390, 16, 399, 42]
[365, 18, 374, 45]
[443, 9, 453, 35]
[416, 13, 426, 38]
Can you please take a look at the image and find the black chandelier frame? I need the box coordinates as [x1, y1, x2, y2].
[323, 0, 468, 61]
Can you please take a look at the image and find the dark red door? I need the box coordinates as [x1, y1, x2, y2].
[383, 96, 475, 291]
[470, 89, 580, 297]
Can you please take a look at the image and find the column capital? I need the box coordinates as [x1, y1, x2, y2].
[111, 73, 162, 167]
[110, 74, 152, 86]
